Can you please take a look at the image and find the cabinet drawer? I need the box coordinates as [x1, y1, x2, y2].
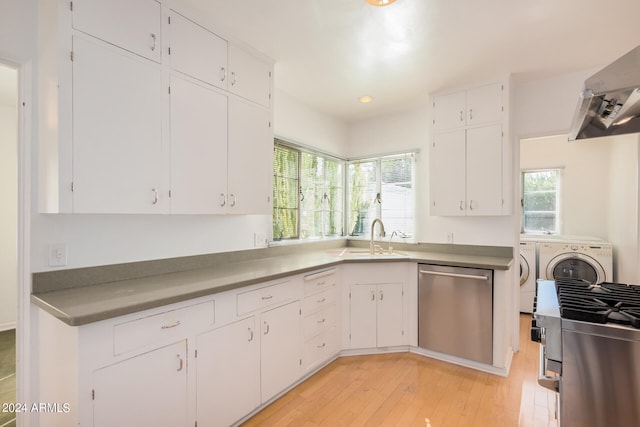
[303, 268, 337, 295]
[237, 280, 296, 315]
[114, 301, 214, 355]
[303, 305, 336, 339]
[304, 327, 338, 371]
[302, 288, 336, 314]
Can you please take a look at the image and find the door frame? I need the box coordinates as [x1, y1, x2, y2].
[3, 57, 33, 427]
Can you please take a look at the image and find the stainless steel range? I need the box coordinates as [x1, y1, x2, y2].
[531, 278, 640, 426]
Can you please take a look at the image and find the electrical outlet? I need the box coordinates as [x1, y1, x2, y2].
[254, 232, 268, 247]
[48, 243, 68, 267]
[446, 232, 454, 243]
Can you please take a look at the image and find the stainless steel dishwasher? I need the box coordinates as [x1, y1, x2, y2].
[418, 264, 493, 364]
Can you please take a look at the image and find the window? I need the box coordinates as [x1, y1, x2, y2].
[348, 153, 416, 239]
[273, 140, 344, 240]
[521, 169, 561, 234]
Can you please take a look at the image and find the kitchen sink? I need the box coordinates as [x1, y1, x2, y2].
[325, 248, 407, 258]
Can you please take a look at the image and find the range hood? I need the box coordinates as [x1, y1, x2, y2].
[568, 45, 640, 141]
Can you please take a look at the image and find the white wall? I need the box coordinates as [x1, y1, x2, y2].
[607, 135, 639, 283]
[274, 89, 348, 157]
[520, 134, 612, 239]
[0, 102, 18, 330]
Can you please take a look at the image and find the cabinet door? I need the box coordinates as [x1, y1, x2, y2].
[261, 301, 302, 402]
[196, 317, 260, 427]
[93, 340, 187, 427]
[349, 285, 377, 349]
[433, 91, 466, 132]
[170, 76, 228, 214]
[72, 0, 161, 62]
[430, 130, 466, 216]
[168, 11, 228, 89]
[376, 284, 404, 347]
[227, 97, 273, 215]
[466, 125, 503, 216]
[72, 36, 163, 213]
[228, 44, 271, 107]
[466, 83, 502, 127]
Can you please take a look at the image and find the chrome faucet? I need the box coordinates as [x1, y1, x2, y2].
[370, 218, 386, 254]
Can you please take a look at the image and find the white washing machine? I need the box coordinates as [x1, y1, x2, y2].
[538, 239, 613, 284]
[519, 240, 537, 313]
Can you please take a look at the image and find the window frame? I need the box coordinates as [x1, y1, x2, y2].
[520, 168, 562, 235]
[347, 152, 417, 241]
[273, 139, 346, 241]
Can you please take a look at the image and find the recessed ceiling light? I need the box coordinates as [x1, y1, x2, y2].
[359, 96, 374, 103]
[365, 0, 397, 6]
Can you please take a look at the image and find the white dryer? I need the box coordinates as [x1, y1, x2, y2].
[538, 239, 613, 284]
[519, 240, 536, 313]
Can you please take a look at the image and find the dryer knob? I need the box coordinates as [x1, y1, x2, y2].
[570, 244, 579, 251]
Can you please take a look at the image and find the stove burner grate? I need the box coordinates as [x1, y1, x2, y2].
[555, 278, 640, 328]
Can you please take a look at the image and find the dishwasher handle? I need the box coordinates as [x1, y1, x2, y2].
[419, 270, 489, 281]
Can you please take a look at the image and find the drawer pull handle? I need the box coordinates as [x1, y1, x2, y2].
[317, 281, 326, 286]
[161, 320, 181, 330]
[317, 342, 326, 349]
[317, 298, 326, 303]
[264, 321, 270, 335]
[380, 291, 384, 301]
[371, 291, 375, 301]
[248, 327, 254, 342]
[177, 355, 183, 372]
[317, 318, 326, 324]
[261, 295, 273, 300]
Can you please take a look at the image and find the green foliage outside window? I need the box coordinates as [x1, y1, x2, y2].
[522, 169, 559, 233]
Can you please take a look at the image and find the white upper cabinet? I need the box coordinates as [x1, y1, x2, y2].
[72, 36, 164, 213]
[169, 76, 228, 214]
[228, 43, 272, 107]
[227, 97, 273, 215]
[168, 10, 228, 89]
[433, 83, 503, 132]
[430, 81, 508, 216]
[72, 0, 162, 63]
[40, 0, 274, 215]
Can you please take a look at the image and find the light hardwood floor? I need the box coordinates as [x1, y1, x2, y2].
[242, 314, 557, 427]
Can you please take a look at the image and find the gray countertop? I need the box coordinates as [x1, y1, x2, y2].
[31, 241, 513, 326]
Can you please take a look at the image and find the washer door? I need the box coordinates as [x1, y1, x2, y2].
[520, 254, 530, 286]
[546, 253, 606, 284]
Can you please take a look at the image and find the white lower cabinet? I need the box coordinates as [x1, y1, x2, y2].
[260, 300, 303, 402]
[92, 340, 188, 427]
[349, 283, 404, 348]
[196, 317, 260, 427]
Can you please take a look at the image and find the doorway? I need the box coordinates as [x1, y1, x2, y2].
[0, 62, 18, 427]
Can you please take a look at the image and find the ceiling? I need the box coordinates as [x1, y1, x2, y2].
[168, 1, 637, 122]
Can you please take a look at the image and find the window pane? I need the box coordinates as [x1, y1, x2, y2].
[348, 161, 377, 236]
[522, 170, 559, 234]
[381, 155, 415, 238]
[273, 144, 299, 239]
